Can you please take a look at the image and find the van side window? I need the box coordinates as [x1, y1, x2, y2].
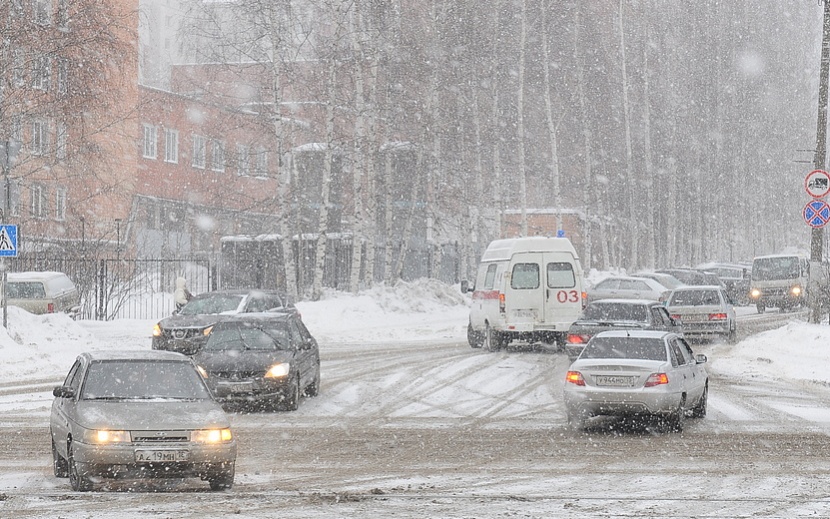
[483, 264, 498, 290]
[547, 262, 575, 288]
[511, 263, 539, 289]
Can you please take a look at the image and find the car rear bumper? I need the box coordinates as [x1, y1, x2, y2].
[564, 389, 681, 417]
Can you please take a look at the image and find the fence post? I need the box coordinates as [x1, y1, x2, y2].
[97, 259, 106, 321]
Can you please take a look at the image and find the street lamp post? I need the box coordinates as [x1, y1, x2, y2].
[812, 0, 830, 323]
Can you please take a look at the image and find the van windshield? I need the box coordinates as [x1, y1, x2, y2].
[6, 282, 46, 299]
[752, 257, 800, 281]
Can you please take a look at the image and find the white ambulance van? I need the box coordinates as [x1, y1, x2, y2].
[461, 237, 586, 351]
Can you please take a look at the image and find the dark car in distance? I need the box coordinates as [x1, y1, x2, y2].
[193, 313, 320, 411]
[152, 289, 296, 355]
[565, 299, 682, 360]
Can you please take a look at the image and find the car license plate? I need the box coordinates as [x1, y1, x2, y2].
[220, 381, 254, 393]
[680, 314, 706, 322]
[594, 375, 635, 387]
[135, 449, 189, 463]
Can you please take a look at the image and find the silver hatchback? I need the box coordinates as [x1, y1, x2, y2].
[564, 330, 708, 432]
[49, 351, 237, 491]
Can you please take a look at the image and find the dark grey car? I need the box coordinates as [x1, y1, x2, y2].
[49, 351, 237, 492]
[193, 313, 321, 411]
[152, 289, 296, 355]
[565, 299, 682, 360]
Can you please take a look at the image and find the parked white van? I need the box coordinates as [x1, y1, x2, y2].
[461, 237, 586, 351]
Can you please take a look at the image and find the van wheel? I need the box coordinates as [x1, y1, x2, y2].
[484, 323, 502, 352]
[756, 302, 765, 314]
[467, 323, 483, 348]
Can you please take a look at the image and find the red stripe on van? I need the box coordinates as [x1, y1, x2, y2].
[472, 290, 500, 300]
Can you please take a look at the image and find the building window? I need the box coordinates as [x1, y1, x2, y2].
[13, 49, 25, 87]
[211, 140, 225, 172]
[57, 59, 68, 94]
[236, 144, 249, 176]
[164, 128, 178, 163]
[11, 117, 22, 144]
[143, 124, 157, 159]
[32, 120, 48, 156]
[56, 122, 67, 160]
[32, 55, 51, 91]
[30, 183, 47, 218]
[55, 187, 66, 221]
[1, 180, 21, 218]
[192, 134, 206, 169]
[254, 147, 268, 177]
[34, 0, 51, 26]
[57, 0, 69, 29]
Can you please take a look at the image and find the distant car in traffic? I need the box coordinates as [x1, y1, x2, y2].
[194, 313, 321, 411]
[586, 276, 670, 304]
[696, 263, 751, 305]
[563, 330, 708, 432]
[152, 289, 296, 355]
[565, 299, 682, 360]
[656, 268, 724, 288]
[632, 271, 685, 291]
[665, 285, 737, 343]
[49, 350, 237, 491]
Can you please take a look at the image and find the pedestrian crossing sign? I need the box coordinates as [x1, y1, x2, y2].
[0, 225, 18, 257]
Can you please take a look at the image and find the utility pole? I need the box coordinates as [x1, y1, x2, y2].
[812, 0, 830, 323]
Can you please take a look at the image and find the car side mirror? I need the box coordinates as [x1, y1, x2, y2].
[53, 386, 75, 399]
[695, 353, 707, 364]
[460, 280, 472, 293]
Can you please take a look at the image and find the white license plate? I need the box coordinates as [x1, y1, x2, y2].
[220, 381, 254, 393]
[513, 309, 535, 318]
[135, 449, 189, 463]
[594, 375, 635, 387]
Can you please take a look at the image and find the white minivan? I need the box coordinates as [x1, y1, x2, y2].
[461, 237, 586, 351]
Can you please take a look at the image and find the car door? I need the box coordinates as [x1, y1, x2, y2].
[50, 359, 84, 458]
[288, 318, 318, 388]
[672, 337, 705, 405]
[651, 306, 682, 334]
[591, 279, 620, 301]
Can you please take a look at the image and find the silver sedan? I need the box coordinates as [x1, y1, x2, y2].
[563, 330, 708, 432]
[50, 350, 237, 491]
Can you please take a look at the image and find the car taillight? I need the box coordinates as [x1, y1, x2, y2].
[565, 371, 585, 386]
[566, 334, 590, 344]
[581, 291, 588, 309]
[47, 303, 54, 313]
[670, 314, 681, 321]
[499, 293, 505, 313]
[708, 313, 728, 321]
[644, 373, 669, 387]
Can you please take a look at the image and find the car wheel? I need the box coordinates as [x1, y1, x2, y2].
[663, 398, 686, 433]
[304, 363, 321, 397]
[727, 323, 737, 343]
[52, 438, 68, 478]
[208, 463, 235, 491]
[467, 323, 483, 349]
[68, 441, 93, 492]
[282, 375, 301, 411]
[756, 302, 765, 314]
[691, 384, 708, 418]
[566, 409, 588, 431]
[484, 323, 502, 352]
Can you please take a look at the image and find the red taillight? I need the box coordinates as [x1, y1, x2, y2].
[47, 303, 54, 313]
[670, 314, 681, 321]
[565, 371, 585, 386]
[499, 293, 505, 313]
[644, 373, 669, 387]
[709, 313, 728, 321]
[581, 291, 588, 309]
[566, 334, 590, 344]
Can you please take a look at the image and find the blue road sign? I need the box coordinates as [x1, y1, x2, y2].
[0, 225, 18, 257]
[803, 200, 830, 228]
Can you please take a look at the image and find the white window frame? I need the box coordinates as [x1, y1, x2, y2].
[236, 144, 249, 176]
[32, 119, 48, 156]
[57, 58, 68, 94]
[143, 124, 157, 159]
[56, 122, 67, 160]
[254, 147, 268, 177]
[30, 183, 46, 218]
[13, 49, 25, 87]
[164, 128, 178, 163]
[57, 0, 69, 29]
[192, 134, 206, 169]
[55, 186, 66, 221]
[211, 140, 225, 172]
[34, 0, 51, 26]
[32, 55, 50, 91]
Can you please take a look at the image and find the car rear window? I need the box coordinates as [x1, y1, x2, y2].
[6, 282, 46, 299]
[582, 303, 649, 322]
[581, 337, 667, 361]
[669, 290, 720, 306]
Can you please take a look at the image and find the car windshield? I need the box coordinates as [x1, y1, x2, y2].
[582, 303, 649, 322]
[581, 337, 667, 361]
[669, 290, 720, 306]
[752, 257, 800, 281]
[81, 360, 211, 400]
[179, 294, 245, 315]
[204, 322, 291, 351]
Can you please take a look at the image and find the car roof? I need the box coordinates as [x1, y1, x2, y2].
[671, 285, 724, 291]
[193, 289, 282, 297]
[213, 312, 295, 324]
[7, 271, 71, 281]
[589, 298, 659, 306]
[81, 350, 191, 362]
[594, 330, 672, 339]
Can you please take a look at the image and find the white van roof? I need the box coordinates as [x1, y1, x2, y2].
[480, 237, 579, 262]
